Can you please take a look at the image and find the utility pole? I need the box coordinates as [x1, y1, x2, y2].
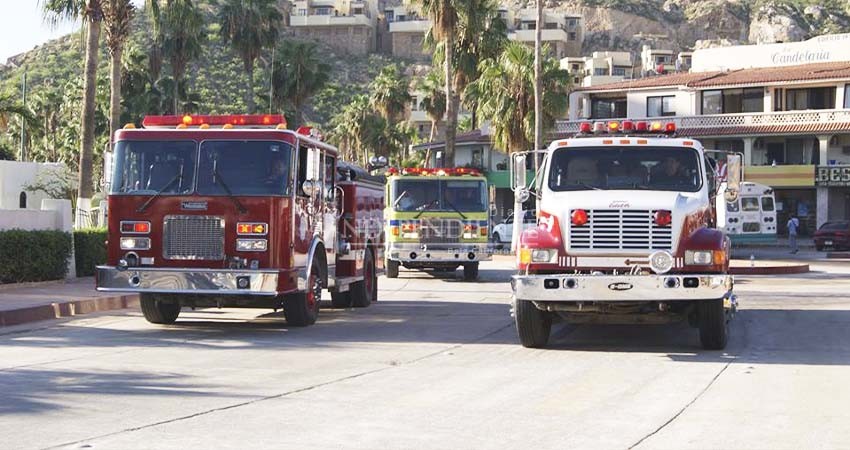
[19, 71, 27, 161]
[533, 0, 543, 219]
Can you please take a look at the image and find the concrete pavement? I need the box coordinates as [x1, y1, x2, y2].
[1, 259, 850, 449]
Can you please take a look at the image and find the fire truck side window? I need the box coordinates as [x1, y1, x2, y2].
[324, 155, 335, 196]
[296, 145, 309, 197]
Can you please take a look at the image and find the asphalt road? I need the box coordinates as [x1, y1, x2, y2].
[2, 258, 850, 450]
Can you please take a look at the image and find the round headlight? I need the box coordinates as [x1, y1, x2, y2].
[649, 250, 674, 274]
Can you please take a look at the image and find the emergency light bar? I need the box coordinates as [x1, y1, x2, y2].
[386, 167, 482, 177]
[577, 120, 676, 136]
[142, 114, 286, 128]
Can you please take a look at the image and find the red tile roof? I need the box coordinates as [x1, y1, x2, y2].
[678, 121, 850, 137]
[577, 61, 850, 92]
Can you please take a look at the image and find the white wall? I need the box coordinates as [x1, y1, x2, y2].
[626, 88, 695, 118]
[0, 161, 65, 210]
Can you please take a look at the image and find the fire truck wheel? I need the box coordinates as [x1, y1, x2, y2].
[698, 298, 728, 350]
[352, 250, 376, 308]
[386, 259, 400, 278]
[285, 263, 323, 327]
[515, 299, 551, 348]
[140, 294, 181, 325]
[463, 262, 479, 281]
[330, 291, 352, 309]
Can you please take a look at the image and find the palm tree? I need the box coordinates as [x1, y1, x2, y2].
[416, 0, 460, 167]
[417, 70, 445, 167]
[160, 0, 205, 114]
[0, 94, 37, 132]
[218, 0, 282, 113]
[452, 0, 506, 128]
[369, 65, 412, 126]
[467, 42, 570, 154]
[42, 0, 104, 221]
[272, 41, 330, 127]
[145, 0, 165, 82]
[102, 0, 135, 143]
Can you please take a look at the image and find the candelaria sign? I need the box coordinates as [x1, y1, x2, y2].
[692, 32, 850, 72]
[815, 165, 850, 187]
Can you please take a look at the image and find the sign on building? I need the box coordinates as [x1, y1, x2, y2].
[815, 165, 850, 187]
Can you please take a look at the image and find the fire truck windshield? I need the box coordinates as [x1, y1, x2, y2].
[111, 140, 292, 196]
[392, 179, 487, 213]
[548, 146, 702, 193]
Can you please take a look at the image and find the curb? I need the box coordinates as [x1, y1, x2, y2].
[0, 294, 139, 327]
[827, 252, 850, 259]
[729, 264, 810, 275]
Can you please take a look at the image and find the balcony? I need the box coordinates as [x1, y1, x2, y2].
[509, 29, 569, 44]
[557, 109, 850, 137]
[290, 14, 373, 27]
[389, 20, 429, 33]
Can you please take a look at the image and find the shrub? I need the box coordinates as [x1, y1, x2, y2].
[74, 228, 107, 277]
[0, 230, 72, 284]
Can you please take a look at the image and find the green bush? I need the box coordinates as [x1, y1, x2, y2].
[0, 230, 72, 284]
[74, 228, 107, 277]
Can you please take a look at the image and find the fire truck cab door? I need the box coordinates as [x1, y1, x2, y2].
[320, 153, 338, 279]
[296, 145, 335, 279]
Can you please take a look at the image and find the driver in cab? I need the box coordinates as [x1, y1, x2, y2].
[652, 155, 690, 185]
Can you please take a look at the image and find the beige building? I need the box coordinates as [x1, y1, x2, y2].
[290, 0, 379, 54]
[640, 45, 675, 75]
[386, 3, 429, 61]
[561, 51, 634, 87]
[507, 9, 582, 59]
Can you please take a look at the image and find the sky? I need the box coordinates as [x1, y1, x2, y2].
[0, 0, 145, 63]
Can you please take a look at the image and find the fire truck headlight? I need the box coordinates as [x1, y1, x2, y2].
[531, 249, 558, 263]
[237, 239, 268, 252]
[684, 250, 713, 265]
[120, 237, 151, 250]
[649, 250, 674, 274]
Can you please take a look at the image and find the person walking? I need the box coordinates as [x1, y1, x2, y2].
[787, 215, 800, 254]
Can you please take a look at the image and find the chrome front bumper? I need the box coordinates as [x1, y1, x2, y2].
[387, 242, 492, 263]
[512, 273, 733, 302]
[96, 266, 280, 296]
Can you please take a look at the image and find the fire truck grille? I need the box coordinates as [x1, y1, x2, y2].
[419, 219, 461, 244]
[163, 215, 225, 260]
[568, 209, 672, 251]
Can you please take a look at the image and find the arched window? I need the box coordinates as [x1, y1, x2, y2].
[19, 191, 27, 209]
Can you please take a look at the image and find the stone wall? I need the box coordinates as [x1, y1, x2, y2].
[291, 25, 376, 55]
[391, 32, 429, 61]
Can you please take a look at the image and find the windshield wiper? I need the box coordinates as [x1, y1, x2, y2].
[392, 190, 409, 209]
[136, 171, 182, 213]
[442, 197, 467, 220]
[212, 161, 247, 214]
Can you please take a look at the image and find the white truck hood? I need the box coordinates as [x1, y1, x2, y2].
[540, 190, 706, 255]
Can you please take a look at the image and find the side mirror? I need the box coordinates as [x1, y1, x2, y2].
[725, 154, 742, 203]
[302, 180, 319, 197]
[510, 152, 527, 191]
[305, 148, 321, 181]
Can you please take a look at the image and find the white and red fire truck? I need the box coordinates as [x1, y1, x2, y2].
[96, 115, 384, 326]
[511, 120, 741, 349]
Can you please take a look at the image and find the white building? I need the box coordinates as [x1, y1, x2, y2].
[561, 51, 634, 87]
[290, 0, 379, 54]
[507, 9, 582, 59]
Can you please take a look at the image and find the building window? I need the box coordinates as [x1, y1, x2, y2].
[612, 67, 627, 76]
[19, 192, 26, 209]
[702, 88, 763, 114]
[591, 98, 627, 119]
[647, 95, 675, 117]
[593, 68, 609, 76]
[845, 85, 850, 108]
[785, 87, 836, 110]
[297, 8, 307, 15]
[385, 10, 394, 21]
[568, 31, 577, 40]
[315, 7, 331, 15]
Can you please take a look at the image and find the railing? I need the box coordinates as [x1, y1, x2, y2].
[556, 109, 850, 134]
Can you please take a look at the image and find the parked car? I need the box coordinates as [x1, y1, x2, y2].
[814, 221, 850, 251]
[492, 210, 537, 245]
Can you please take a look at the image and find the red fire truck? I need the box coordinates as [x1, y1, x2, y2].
[96, 114, 384, 327]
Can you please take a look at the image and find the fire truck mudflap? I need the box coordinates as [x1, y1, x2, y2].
[96, 266, 280, 296]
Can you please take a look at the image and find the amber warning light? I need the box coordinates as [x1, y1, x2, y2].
[142, 115, 285, 127]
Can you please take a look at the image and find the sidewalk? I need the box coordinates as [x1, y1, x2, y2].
[0, 277, 138, 327]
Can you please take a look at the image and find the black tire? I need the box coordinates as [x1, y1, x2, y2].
[515, 299, 551, 348]
[140, 293, 181, 324]
[492, 232, 501, 243]
[698, 298, 728, 350]
[816, 245, 824, 252]
[463, 262, 479, 281]
[351, 250, 376, 308]
[330, 291, 352, 309]
[284, 260, 323, 327]
[386, 258, 400, 279]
